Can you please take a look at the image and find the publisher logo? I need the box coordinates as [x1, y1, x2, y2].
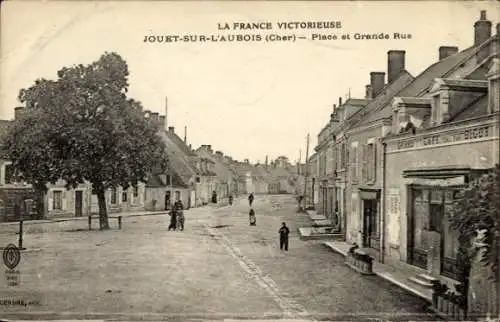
[3, 244, 21, 270]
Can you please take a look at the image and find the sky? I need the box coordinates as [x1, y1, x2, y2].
[1, 1, 499, 164]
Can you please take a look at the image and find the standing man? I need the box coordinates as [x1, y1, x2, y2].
[168, 206, 177, 231]
[279, 222, 290, 251]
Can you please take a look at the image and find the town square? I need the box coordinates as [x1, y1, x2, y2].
[0, 1, 499, 321]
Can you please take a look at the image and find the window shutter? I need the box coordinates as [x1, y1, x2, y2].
[361, 145, 367, 182]
[372, 143, 377, 181]
[48, 190, 53, 211]
[62, 190, 67, 211]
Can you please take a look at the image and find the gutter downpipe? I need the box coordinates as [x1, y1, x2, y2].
[380, 139, 387, 264]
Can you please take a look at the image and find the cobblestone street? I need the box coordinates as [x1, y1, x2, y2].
[1, 195, 439, 321]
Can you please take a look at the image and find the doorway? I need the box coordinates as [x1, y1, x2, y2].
[164, 191, 171, 210]
[75, 191, 83, 217]
[362, 199, 377, 248]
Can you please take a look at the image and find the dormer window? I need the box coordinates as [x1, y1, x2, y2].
[392, 97, 431, 133]
[429, 78, 488, 125]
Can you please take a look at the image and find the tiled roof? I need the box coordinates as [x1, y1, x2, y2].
[361, 45, 480, 124]
[165, 131, 197, 157]
[350, 70, 414, 127]
[450, 94, 489, 122]
[396, 97, 432, 105]
[158, 131, 196, 185]
[346, 98, 372, 106]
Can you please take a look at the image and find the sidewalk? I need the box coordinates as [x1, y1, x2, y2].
[323, 240, 433, 302]
[0, 210, 170, 226]
[0, 198, 246, 227]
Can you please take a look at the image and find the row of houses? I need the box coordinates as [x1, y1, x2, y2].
[306, 10, 499, 298]
[0, 99, 299, 221]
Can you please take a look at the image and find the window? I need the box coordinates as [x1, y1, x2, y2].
[4, 164, 14, 184]
[341, 144, 347, 169]
[110, 188, 117, 204]
[166, 175, 172, 186]
[133, 186, 139, 198]
[362, 143, 376, 182]
[196, 176, 201, 183]
[350, 144, 359, 181]
[175, 191, 180, 201]
[53, 191, 63, 210]
[122, 191, 128, 202]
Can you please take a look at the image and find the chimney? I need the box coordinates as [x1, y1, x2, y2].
[189, 144, 192, 151]
[370, 72, 385, 98]
[474, 10, 492, 46]
[184, 126, 187, 143]
[244, 158, 249, 164]
[338, 97, 342, 106]
[388, 50, 405, 84]
[439, 46, 459, 60]
[14, 106, 25, 120]
[215, 151, 223, 159]
[159, 115, 166, 125]
[164, 96, 168, 132]
[168, 126, 174, 133]
[365, 85, 372, 99]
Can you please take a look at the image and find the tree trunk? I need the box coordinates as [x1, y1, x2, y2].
[96, 189, 109, 230]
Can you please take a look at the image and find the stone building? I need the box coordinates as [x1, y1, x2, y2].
[382, 13, 498, 294]
[196, 145, 235, 203]
[306, 152, 319, 205]
[342, 53, 414, 252]
[314, 117, 334, 221]
[308, 13, 499, 314]
[330, 97, 371, 234]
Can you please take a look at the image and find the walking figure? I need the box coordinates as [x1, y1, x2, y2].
[168, 206, 177, 231]
[248, 193, 254, 207]
[228, 195, 233, 206]
[279, 222, 290, 251]
[249, 208, 256, 226]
